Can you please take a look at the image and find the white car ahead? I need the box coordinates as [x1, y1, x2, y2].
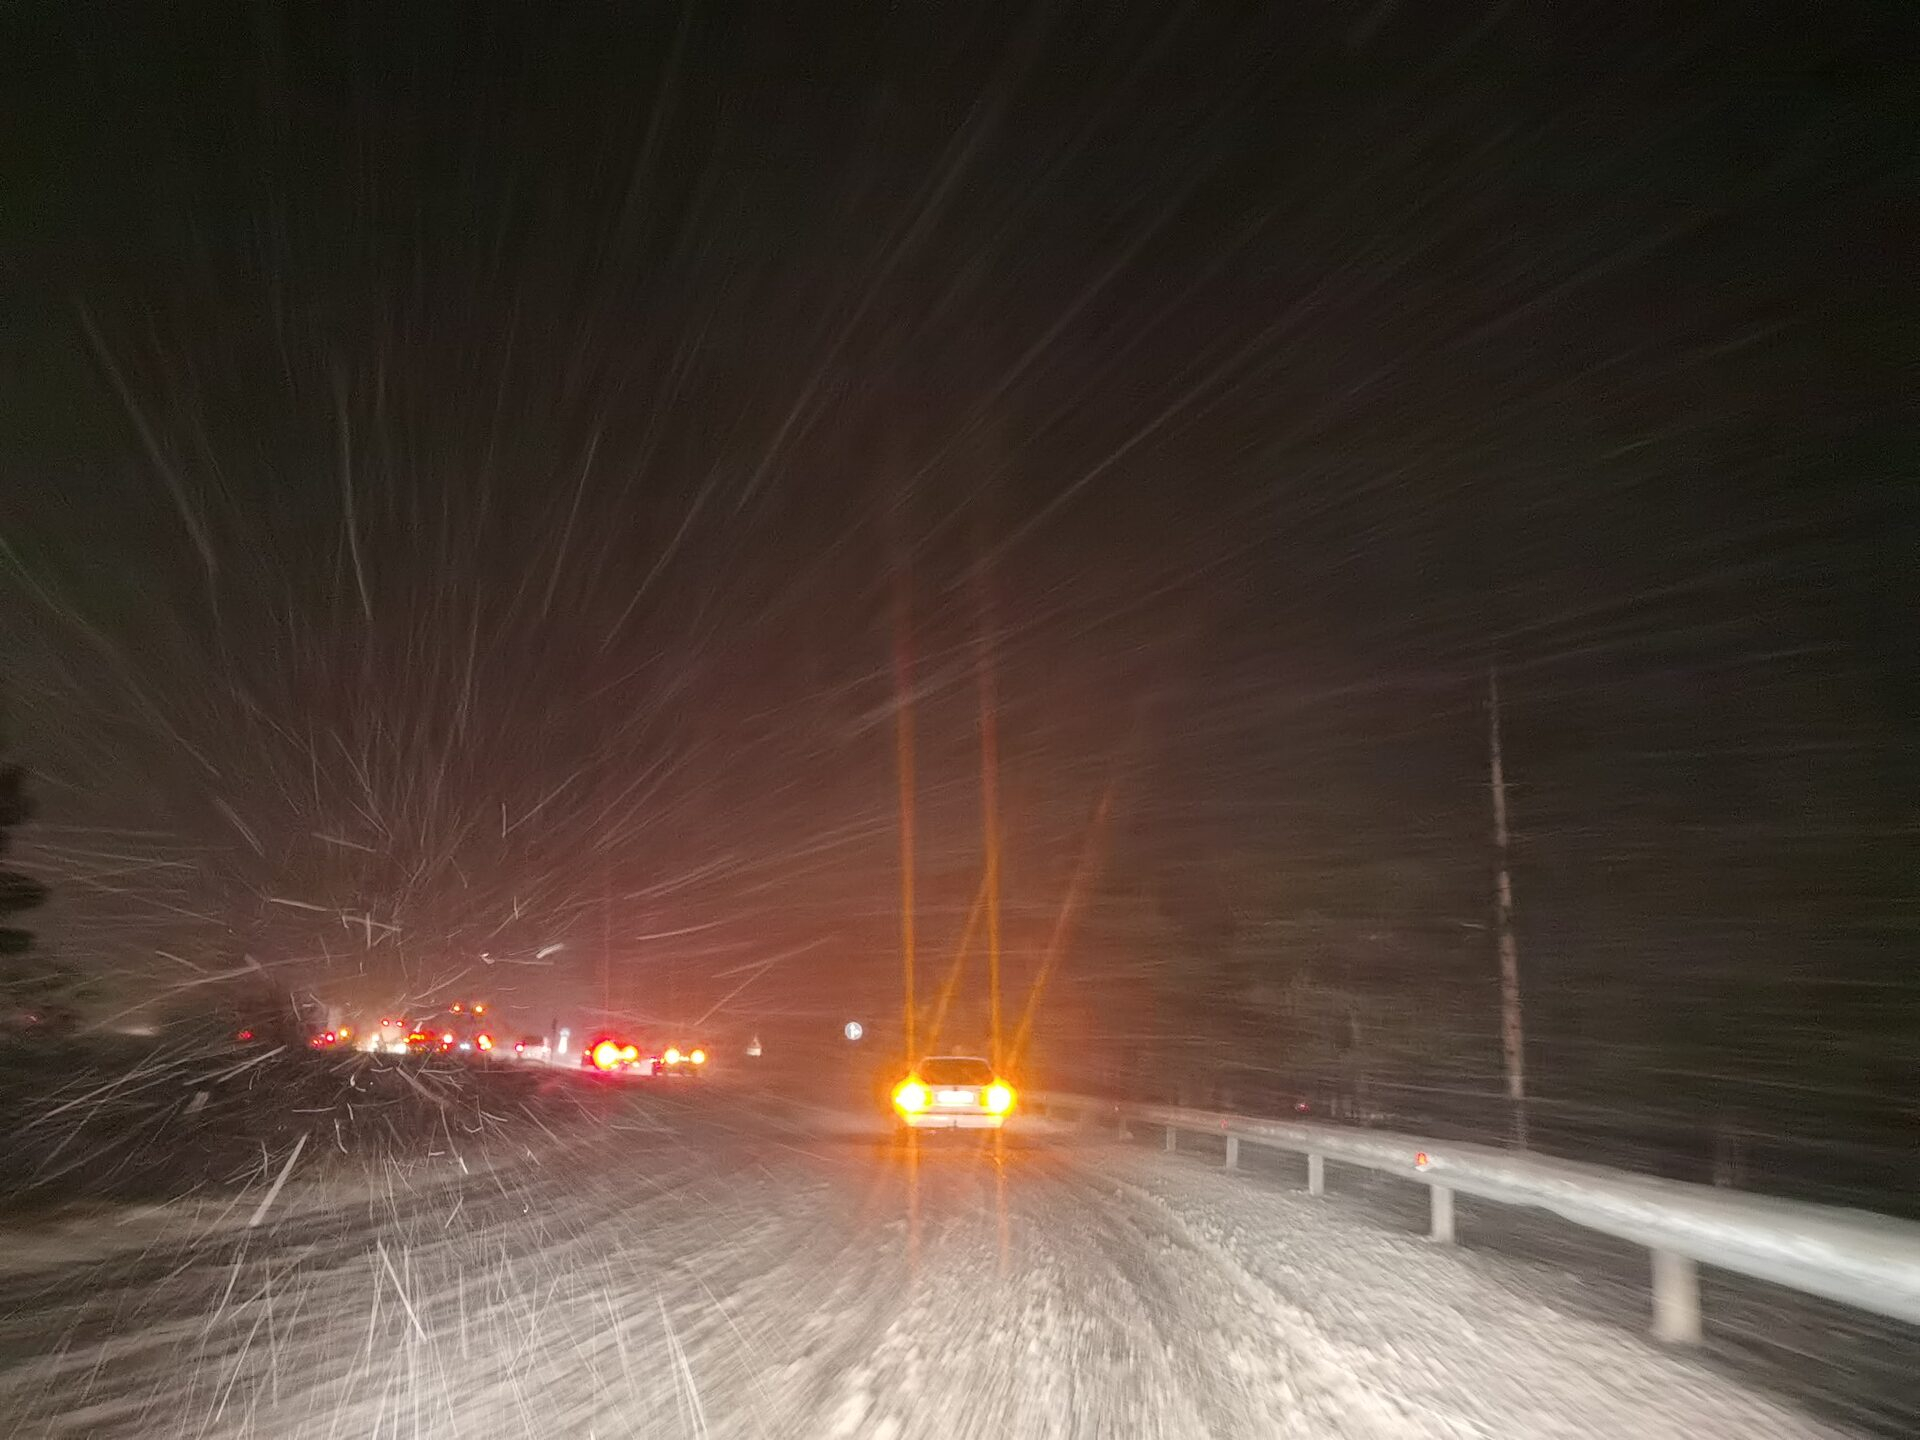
[889, 1055, 1017, 1130]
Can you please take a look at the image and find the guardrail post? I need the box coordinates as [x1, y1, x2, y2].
[1429, 1184, 1455, 1243]
[1307, 1152, 1325, 1196]
[1224, 1135, 1239, 1170]
[1651, 1250, 1702, 1344]
[1117, 1116, 1131, 1140]
[1165, 1124, 1178, 1153]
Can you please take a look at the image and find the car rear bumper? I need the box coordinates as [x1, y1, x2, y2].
[901, 1111, 1006, 1129]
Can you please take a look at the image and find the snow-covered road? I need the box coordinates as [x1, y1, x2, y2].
[0, 1078, 1859, 1438]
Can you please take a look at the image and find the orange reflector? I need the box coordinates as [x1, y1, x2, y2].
[1414, 1151, 1431, 1170]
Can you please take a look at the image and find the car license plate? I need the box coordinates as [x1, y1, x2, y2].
[937, 1089, 973, 1107]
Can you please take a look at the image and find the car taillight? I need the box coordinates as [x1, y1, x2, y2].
[592, 1041, 622, 1071]
[892, 1079, 929, 1114]
[983, 1081, 1015, 1114]
[476, 1034, 494, 1051]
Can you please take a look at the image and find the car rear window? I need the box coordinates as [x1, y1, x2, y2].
[920, 1057, 993, 1085]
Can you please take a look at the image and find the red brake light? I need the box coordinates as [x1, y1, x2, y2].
[592, 1040, 622, 1072]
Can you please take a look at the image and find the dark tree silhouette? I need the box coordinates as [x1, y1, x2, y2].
[0, 763, 56, 1025]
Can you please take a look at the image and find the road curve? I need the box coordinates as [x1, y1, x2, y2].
[0, 1076, 1850, 1439]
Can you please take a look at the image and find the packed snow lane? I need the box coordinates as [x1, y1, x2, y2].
[0, 1082, 1850, 1439]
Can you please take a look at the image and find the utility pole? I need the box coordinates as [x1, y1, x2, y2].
[1488, 664, 1529, 1147]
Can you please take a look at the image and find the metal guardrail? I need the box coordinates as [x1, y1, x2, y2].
[1035, 1093, 1920, 1344]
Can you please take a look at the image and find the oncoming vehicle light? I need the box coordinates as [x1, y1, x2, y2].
[663, 1047, 682, 1065]
[690, 1048, 707, 1065]
[592, 1040, 623, 1072]
[620, 1044, 639, 1064]
[983, 1081, 1015, 1115]
[892, 1078, 929, 1115]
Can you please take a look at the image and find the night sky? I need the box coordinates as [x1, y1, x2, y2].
[3, 3, 1912, 1158]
